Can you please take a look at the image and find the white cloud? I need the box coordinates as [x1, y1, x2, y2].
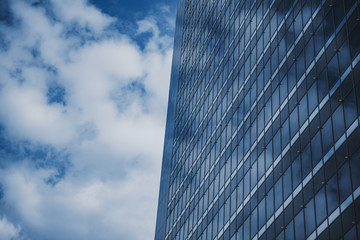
[0, 0, 173, 239]
[0, 161, 159, 240]
[0, 81, 74, 146]
[0, 216, 21, 240]
[50, 0, 115, 34]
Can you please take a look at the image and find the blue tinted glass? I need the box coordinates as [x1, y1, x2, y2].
[294, 210, 305, 240]
[302, 144, 312, 177]
[283, 166, 292, 199]
[280, 76, 288, 102]
[244, 217, 250, 240]
[296, 51, 306, 79]
[305, 38, 314, 68]
[287, 26, 295, 51]
[236, 225, 243, 240]
[273, 130, 281, 159]
[272, 87, 280, 112]
[251, 161, 257, 189]
[338, 162, 352, 202]
[259, 198, 266, 228]
[267, 188, 274, 219]
[292, 157, 302, 188]
[265, 141, 273, 170]
[231, 189, 236, 215]
[265, 100, 272, 124]
[308, 82, 318, 114]
[350, 150, 360, 189]
[237, 180, 243, 206]
[343, 90, 357, 128]
[321, 118, 333, 153]
[285, 220, 294, 239]
[219, 205, 224, 227]
[274, 178, 283, 209]
[317, 69, 328, 100]
[314, 24, 324, 54]
[327, 55, 340, 88]
[290, 108, 299, 137]
[281, 119, 290, 148]
[251, 208, 258, 237]
[311, 131, 322, 166]
[294, 11, 303, 37]
[315, 188, 327, 225]
[326, 175, 339, 214]
[338, 41, 351, 73]
[304, 199, 316, 236]
[244, 170, 250, 196]
[156, 1, 360, 239]
[276, 231, 285, 240]
[299, 94, 308, 126]
[225, 199, 230, 223]
[332, 105, 345, 141]
[258, 151, 265, 180]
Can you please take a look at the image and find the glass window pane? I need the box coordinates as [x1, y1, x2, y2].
[273, 130, 281, 159]
[305, 38, 314, 68]
[280, 76, 288, 103]
[338, 162, 352, 202]
[326, 175, 339, 214]
[338, 41, 351, 74]
[267, 188, 274, 219]
[266, 141, 273, 170]
[237, 180, 244, 207]
[350, 149, 360, 189]
[321, 118, 333, 153]
[231, 189, 237, 215]
[308, 82, 318, 114]
[290, 107, 299, 137]
[272, 87, 280, 113]
[251, 161, 257, 189]
[285, 220, 294, 239]
[281, 119, 290, 148]
[315, 188, 327, 225]
[283, 166, 292, 199]
[314, 24, 324, 54]
[244, 171, 250, 196]
[305, 199, 316, 236]
[327, 54, 340, 88]
[299, 94, 308, 126]
[317, 69, 328, 101]
[251, 208, 258, 238]
[311, 131, 322, 166]
[332, 105, 345, 141]
[259, 198, 266, 228]
[302, 144, 312, 177]
[275, 178, 283, 209]
[294, 210, 305, 240]
[292, 156, 302, 189]
[258, 151, 265, 180]
[344, 90, 357, 128]
[236, 225, 243, 240]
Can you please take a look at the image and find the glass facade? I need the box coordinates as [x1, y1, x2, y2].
[155, 0, 360, 240]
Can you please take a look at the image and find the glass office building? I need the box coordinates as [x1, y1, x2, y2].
[155, 0, 360, 239]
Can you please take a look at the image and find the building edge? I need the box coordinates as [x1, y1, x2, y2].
[154, 1, 185, 239]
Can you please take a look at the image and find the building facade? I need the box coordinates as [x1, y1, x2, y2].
[155, 0, 360, 239]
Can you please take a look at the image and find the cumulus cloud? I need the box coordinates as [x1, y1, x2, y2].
[0, 0, 173, 239]
[0, 216, 21, 240]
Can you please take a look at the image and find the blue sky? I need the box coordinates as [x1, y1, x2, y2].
[91, 0, 177, 47]
[0, 0, 176, 239]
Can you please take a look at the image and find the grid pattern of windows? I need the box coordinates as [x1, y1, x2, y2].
[155, 0, 360, 240]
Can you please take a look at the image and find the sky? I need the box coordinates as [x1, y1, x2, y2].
[0, 0, 177, 239]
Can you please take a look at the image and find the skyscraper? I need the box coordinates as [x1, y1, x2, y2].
[155, 0, 360, 239]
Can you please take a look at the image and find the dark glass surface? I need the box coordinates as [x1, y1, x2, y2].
[155, 0, 360, 239]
